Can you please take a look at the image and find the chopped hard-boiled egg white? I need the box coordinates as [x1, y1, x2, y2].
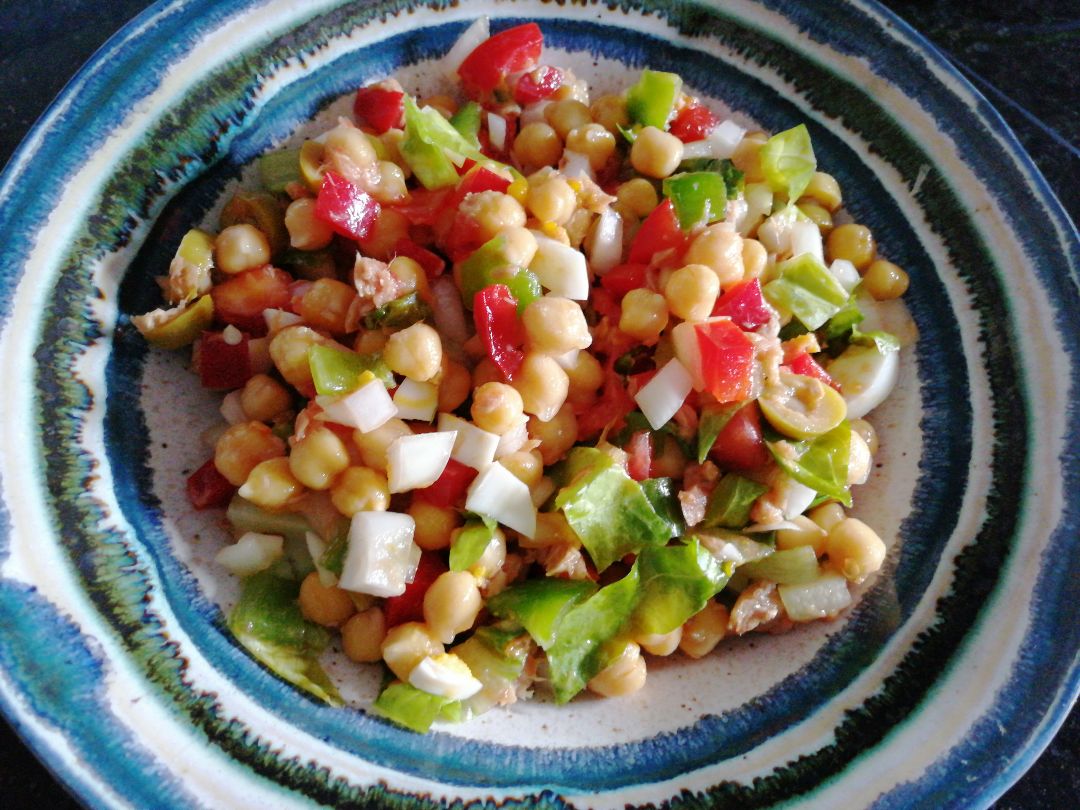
[829, 259, 861, 292]
[528, 233, 590, 300]
[588, 207, 623, 274]
[393, 377, 439, 422]
[317, 376, 397, 433]
[437, 413, 500, 470]
[408, 653, 483, 700]
[339, 511, 420, 597]
[215, 531, 284, 577]
[635, 358, 694, 430]
[465, 462, 537, 538]
[387, 431, 457, 493]
[826, 343, 900, 419]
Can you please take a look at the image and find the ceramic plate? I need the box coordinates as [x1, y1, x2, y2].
[1, 1, 1077, 807]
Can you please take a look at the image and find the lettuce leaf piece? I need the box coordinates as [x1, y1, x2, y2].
[626, 69, 682, 129]
[851, 327, 901, 354]
[486, 578, 596, 648]
[449, 519, 498, 573]
[640, 477, 685, 539]
[759, 123, 816, 202]
[822, 295, 865, 341]
[555, 455, 672, 571]
[739, 544, 820, 585]
[228, 571, 341, 705]
[764, 253, 850, 331]
[768, 421, 853, 506]
[676, 158, 744, 197]
[449, 101, 482, 148]
[632, 539, 732, 635]
[702, 474, 769, 530]
[373, 681, 460, 733]
[696, 401, 748, 463]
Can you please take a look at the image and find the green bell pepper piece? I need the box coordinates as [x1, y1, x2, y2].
[662, 171, 729, 230]
[307, 344, 394, 395]
[626, 69, 682, 129]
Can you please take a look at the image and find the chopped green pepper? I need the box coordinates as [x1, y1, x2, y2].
[363, 291, 434, 330]
[662, 171, 729, 230]
[307, 344, 394, 395]
[626, 69, 683, 129]
[258, 148, 303, 193]
[135, 294, 214, 350]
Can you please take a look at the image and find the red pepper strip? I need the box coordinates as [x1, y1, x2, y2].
[458, 22, 544, 97]
[473, 284, 526, 380]
[669, 103, 720, 143]
[353, 85, 405, 133]
[210, 265, 292, 334]
[708, 403, 772, 473]
[626, 431, 653, 482]
[382, 551, 449, 627]
[696, 319, 756, 403]
[315, 171, 381, 241]
[195, 331, 253, 390]
[513, 65, 563, 105]
[449, 164, 512, 209]
[186, 458, 237, 510]
[787, 352, 842, 392]
[600, 263, 649, 300]
[712, 278, 773, 330]
[414, 458, 478, 508]
[628, 199, 687, 264]
[393, 238, 446, 278]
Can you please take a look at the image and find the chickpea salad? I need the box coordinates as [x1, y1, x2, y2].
[133, 19, 912, 733]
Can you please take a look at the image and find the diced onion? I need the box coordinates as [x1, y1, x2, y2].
[438, 413, 500, 470]
[776, 476, 818, 520]
[219, 390, 246, 425]
[494, 415, 530, 458]
[386, 430, 457, 493]
[634, 358, 693, 430]
[789, 220, 824, 263]
[738, 182, 775, 236]
[263, 308, 303, 335]
[779, 572, 852, 621]
[519, 100, 552, 126]
[529, 233, 590, 300]
[744, 520, 803, 533]
[589, 207, 623, 275]
[829, 259, 861, 292]
[316, 377, 398, 433]
[679, 119, 746, 160]
[443, 17, 489, 76]
[339, 511, 420, 597]
[215, 532, 283, 577]
[559, 150, 595, 181]
[393, 377, 439, 422]
[487, 113, 508, 152]
[465, 462, 537, 538]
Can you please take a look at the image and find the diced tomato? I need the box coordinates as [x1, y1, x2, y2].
[210, 265, 293, 333]
[669, 103, 720, 143]
[443, 211, 487, 263]
[708, 403, 771, 472]
[712, 278, 773, 330]
[600, 263, 648, 300]
[382, 552, 449, 628]
[353, 84, 405, 133]
[575, 366, 636, 439]
[696, 319, 755, 403]
[787, 352, 841, 392]
[392, 238, 446, 278]
[589, 286, 622, 322]
[391, 187, 453, 226]
[458, 22, 544, 98]
[194, 330, 253, 390]
[513, 65, 563, 105]
[315, 171, 381, 242]
[626, 431, 653, 481]
[186, 458, 236, 510]
[628, 199, 687, 265]
[414, 459, 478, 508]
[473, 284, 526, 380]
[450, 165, 512, 209]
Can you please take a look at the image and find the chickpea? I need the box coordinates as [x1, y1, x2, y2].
[214, 421, 286, 487]
[850, 418, 879, 455]
[298, 572, 356, 627]
[679, 600, 729, 659]
[684, 225, 745, 288]
[499, 449, 544, 488]
[808, 501, 846, 533]
[513, 353, 569, 422]
[408, 499, 462, 551]
[288, 427, 350, 490]
[284, 198, 334, 251]
[741, 237, 768, 281]
[797, 201, 834, 235]
[522, 297, 592, 355]
[353, 417, 411, 472]
[436, 358, 471, 413]
[459, 190, 527, 242]
[298, 278, 359, 334]
[802, 171, 843, 211]
[616, 178, 659, 219]
[523, 511, 579, 550]
[423, 571, 483, 643]
[619, 288, 668, 344]
[387, 256, 427, 298]
[357, 207, 410, 260]
[587, 641, 647, 697]
[590, 93, 629, 135]
[528, 404, 578, 465]
[731, 131, 768, 183]
[637, 626, 682, 657]
[565, 123, 617, 171]
[239, 373, 292, 423]
[330, 466, 390, 516]
[502, 226, 539, 268]
[630, 126, 684, 179]
[545, 99, 592, 139]
[369, 160, 409, 204]
[664, 263, 720, 322]
[564, 349, 604, 407]
[380, 622, 443, 682]
[513, 122, 563, 171]
[471, 381, 525, 435]
[526, 174, 577, 224]
[341, 606, 387, 663]
[862, 259, 910, 300]
[239, 456, 304, 510]
[215, 224, 270, 274]
[383, 322, 442, 381]
[775, 514, 828, 556]
[826, 223, 876, 270]
[826, 517, 887, 583]
[354, 328, 389, 356]
[269, 325, 343, 396]
[324, 122, 376, 169]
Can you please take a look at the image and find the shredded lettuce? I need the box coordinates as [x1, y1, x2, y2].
[449, 519, 498, 573]
[449, 101, 482, 147]
[486, 578, 597, 648]
[640, 477, 685, 540]
[702, 474, 769, 530]
[768, 421, 853, 506]
[632, 539, 732, 635]
[759, 123, 817, 202]
[764, 253, 850, 331]
[373, 681, 461, 733]
[696, 401, 748, 463]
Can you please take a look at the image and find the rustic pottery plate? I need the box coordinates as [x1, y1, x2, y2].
[0, 1, 1077, 807]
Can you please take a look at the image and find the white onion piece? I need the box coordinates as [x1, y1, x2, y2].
[494, 415, 530, 458]
[829, 259, 861, 292]
[431, 276, 470, 355]
[339, 511, 420, 597]
[779, 572, 852, 622]
[305, 531, 338, 588]
[757, 205, 802, 255]
[789, 220, 824, 263]
[744, 520, 803, 534]
[559, 149, 595, 181]
[552, 349, 580, 370]
[738, 182, 775, 236]
[519, 99, 552, 126]
[487, 113, 508, 152]
[409, 654, 483, 700]
[826, 344, 900, 419]
[263, 308, 303, 335]
[589, 207, 624, 274]
[443, 17, 489, 76]
[393, 378, 438, 422]
[635, 359, 694, 430]
[465, 462, 537, 538]
[437, 413, 500, 470]
[529, 233, 590, 300]
[386, 430, 457, 493]
[215, 532, 283, 577]
[219, 390, 246, 425]
[678, 119, 746, 160]
[775, 476, 818, 520]
[316, 377, 397, 433]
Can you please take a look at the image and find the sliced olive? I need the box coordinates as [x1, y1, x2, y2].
[133, 294, 214, 350]
[759, 368, 846, 439]
[219, 191, 289, 258]
[165, 228, 215, 304]
[299, 139, 327, 193]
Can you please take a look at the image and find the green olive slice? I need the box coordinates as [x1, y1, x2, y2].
[759, 369, 847, 439]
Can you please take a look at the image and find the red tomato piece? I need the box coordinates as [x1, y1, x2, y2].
[626, 431, 653, 481]
[414, 459, 478, 508]
[186, 458, 236, 510]
[391, 187, 453, 226]
[195, 331, 253, 390]
[599, 263, 649, 300]
[669, 103, 720, 143]
[628, 199, 687, 265]
[696, 319, 755, 403]
[315, 171, 381, 242]
[473, 284, 526, 380]
[210, 265, 293, 334]
[513, 65, 563, 105]
[392, 238, 446, 278]
[589, 286, 622, 322]
[458, 22, 544, 97]
[708, 403, 771, 472]
[443, 211, 487, 263]
[353, 85, 405, 133]
[712, 278, 773, 330]
[382, 552, 449, 628]
[575, 366, 636, 439]
[450, 165, 512, 210]
[787, 352, 842, 392]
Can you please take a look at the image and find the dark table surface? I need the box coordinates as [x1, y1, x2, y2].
[0, 1, 1076, 807]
